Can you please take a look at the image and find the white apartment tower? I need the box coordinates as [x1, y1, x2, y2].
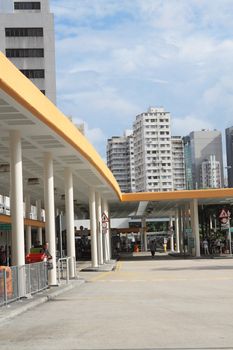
[107, 130, 135, 193]
[171, 136, 185, 190]
[133, 107, 173, 192]
[0, 0, 56, 103]
[201, 155, 221, 189]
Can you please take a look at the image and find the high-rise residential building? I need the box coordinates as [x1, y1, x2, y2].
[184, 130, 223, 189]
[133, 107, 173, 192]
[0, 0, 56, 103]
[183, 135, 193, 190]
[200, 155, 221, 189]
[107, 130, 135, 193]
[171, 136, 185, 190]
[225, 126, 233, 187]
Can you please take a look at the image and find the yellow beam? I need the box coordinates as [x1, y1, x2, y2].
[122, 188, 233, 202]
[0, 215, 45, 228]
[0, 53, 122, 201]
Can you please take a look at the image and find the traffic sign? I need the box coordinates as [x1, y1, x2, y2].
[102, 212, 109, 223]
[219, 209, 230, 219]
[219, 209, 231, 224]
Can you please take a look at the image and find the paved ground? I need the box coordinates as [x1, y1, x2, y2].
[1, 253, 233, 349]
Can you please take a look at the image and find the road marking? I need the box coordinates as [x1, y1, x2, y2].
[89, 261, 123, 282]
[90, 270, 113, 282]
[115, 261, 123, 271]
[93, 276, 233, 283]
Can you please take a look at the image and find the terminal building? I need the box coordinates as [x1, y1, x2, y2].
[0, 53, 233, 302]
[0, 1, 233, 306]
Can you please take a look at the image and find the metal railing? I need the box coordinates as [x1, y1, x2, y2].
[0, 262, 48, 307]
[0, 256, 77, 307]
[57, 257, 77, 284]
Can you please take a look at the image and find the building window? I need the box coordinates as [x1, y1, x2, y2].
[6, 48, 44, 58]
[5, 27, 43, 37]
[20, 69, 44, 79]
[14, 2, 41, 10]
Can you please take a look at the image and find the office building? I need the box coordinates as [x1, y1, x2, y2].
[183, 135, 193, 190]
[184, 130, 223, 189]
[0, 0, 56, 103]
[133, 107, 173, 192]
[225, 126, 233, 187]
[171, 136, 185, 190]
[107, 130, 135, 193]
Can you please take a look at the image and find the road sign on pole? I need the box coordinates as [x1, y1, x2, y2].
[219, 209, 231, 224]
[219, 209, 232, 256]
[102, 212, 109, 223]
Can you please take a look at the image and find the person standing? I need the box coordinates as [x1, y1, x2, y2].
[203, 238, 209, 256]
[42, 242, 52, 259]
[150, 240, 157, 258]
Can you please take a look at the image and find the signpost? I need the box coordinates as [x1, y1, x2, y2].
[219, 209, 232, 256]
[102, 212, 109, 234]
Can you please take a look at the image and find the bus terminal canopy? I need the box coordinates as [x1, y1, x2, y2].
[0, 51, 233, 219]
[0, 52, 121, 212]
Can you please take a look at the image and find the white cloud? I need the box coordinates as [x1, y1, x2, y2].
[172, 115, 213, 137]
[51, 0, 233, 157]
[72, 118, 106, 147]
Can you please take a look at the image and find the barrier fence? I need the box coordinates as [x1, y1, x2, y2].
[0, 256, 77, 307]
[0, 262, 48, 307]
[57, 257, 77, 284]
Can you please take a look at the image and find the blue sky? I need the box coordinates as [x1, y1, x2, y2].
[50, 0, 233, 159]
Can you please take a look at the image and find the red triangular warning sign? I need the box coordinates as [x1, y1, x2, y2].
[102, 212, 109, 223]
[219, 209, 229, 218]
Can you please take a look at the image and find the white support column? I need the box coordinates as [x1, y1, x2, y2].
[96, 192, 103, 265]
[64, 168, 76, 278]
[169, 216, 174, 252]
[141, 217, 147, 252]
[25, 194, 32, 254]
[178, 207, 184, 254]
[190, 199, 200, 257]
[102, 198, 110, 262]
[9, 130, 25, 267]
[107, 202, 112, 259]
[44, 152, 57, 285]
[89, 188, 98, 268]
[36, 199, 43, 244]
[209, 215, 213, 230]
[175, 209, 180, 253]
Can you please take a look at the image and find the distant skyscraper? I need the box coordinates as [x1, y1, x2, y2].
[107, 131, 135, 193]
[133, 107, 173, 192]
[184, 130, 223, 189]
[171, 136, 185, 190]
[225, 126, 233, 187]
[0, 0, 56, 103]
[200, 155, 221, 189]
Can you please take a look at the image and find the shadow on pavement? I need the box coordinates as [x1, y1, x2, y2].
[118, 253, 177, 261]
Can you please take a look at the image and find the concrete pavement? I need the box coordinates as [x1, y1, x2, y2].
[1, 254, 233, 349]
